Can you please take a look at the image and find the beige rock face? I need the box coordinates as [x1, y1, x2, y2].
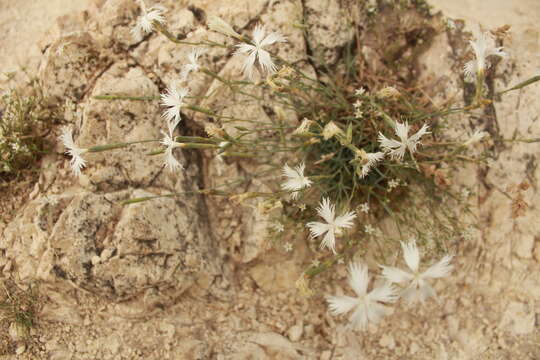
[39, 31, 113, 104]
[1, 188, 219, 302]
[0, 0, 94, 84]
[303, 0, 356, 64]
[2, 0, 222, 306]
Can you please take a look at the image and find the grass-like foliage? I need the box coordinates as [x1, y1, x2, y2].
[0, 84, 58, 181]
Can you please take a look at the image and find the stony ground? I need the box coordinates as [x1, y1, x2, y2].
[0, 0, 539, 359]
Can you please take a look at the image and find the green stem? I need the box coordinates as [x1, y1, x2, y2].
[88, 139, 159, 152]
[177, 143, 219, 149]
[502, 137, 540, 144]
[121, 189, 230, 205]
[175, 136, 217, 144]
[154, 22, 227, 48]
[221, 152, 256, 158]
[93, 95, 159, 101]
[499, 75, 540, 95]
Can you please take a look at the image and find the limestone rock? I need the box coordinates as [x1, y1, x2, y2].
[39, 31, 112, 104]
[303, 0, 356, 65]
[2, 189, 220, 303]
[499, 301, 535, 335]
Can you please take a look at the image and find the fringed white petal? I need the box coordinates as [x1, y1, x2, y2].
[395, 121, 410, 142]
[463, 60, 477, 82]
[316, 197, 336, 224]
[59, 127, 88, 177]
[257, 48, 277, 74]
[306, 221, 331, 238]
[421, 254, 454, 279]
[365, 302, 390, 325]
[252, 24, 266, 45]
[281, 162, 312, 194]
[408, 123, 430, 149]
[334, 211, 357, 229]
[400, 240, 420, 273]
[347, 263, 368, 297]
[320, 229, 337, 253]
[260, 31, 287, 47]
[326, 295, 359, 316]
[240, 49, 258, 79]
[380, 265, 414, 284]
[348, 304, 369, 331]
[160, 131, 183, 172]
[368, 283, 398, 303]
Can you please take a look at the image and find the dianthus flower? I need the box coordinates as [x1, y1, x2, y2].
[131, 0, 166, 41]
[326, 263, 398, 330]
[463, 29, 506, 83]
[160, 84, 189, 126]
[281, 162, 312, 199]
[306, 198, 356, 253]
[235, 24, 287, 79]
[59, 126, 88, 177]
[380, 240, 453, 304]
[378, 121, 430, 161]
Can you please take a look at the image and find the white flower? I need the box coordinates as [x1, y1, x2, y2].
[364, 224, 375, 235]
[388, 178, 399, 191]
[10, 142, 21, 152]
[131, 0, 166, 41]
[292, 118, 313, 135]
[235, 24, 286, 79]
[281, 162, 312, 199]
[380, 240, 454, 304]
[283, 242, 293, 252]
[378, 121, 430, 161]
[322, 121, 344, 140]
[357, 150, 385, 178]
[306, 198, 356, 254]
[271, 222, 285, 233]
[160, 84, 189, 126]
[180, 48, 204, 81]
[326, 263, 398, 331]
[207, 15, 241, 39]
[59, 126, 88, 177]
[160, 130, 183, 171]
[359, 202, 369, 213]
[463, 30, 506, 82]
[355, 87, 366, 96]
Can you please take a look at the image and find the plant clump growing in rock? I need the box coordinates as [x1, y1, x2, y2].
[53, 0, 540, 331]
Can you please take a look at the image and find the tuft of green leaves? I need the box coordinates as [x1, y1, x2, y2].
[0, 86, 58, 181]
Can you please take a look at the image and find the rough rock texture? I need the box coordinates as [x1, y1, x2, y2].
[1, 187, 220, 304]
[1, 0, 540, 359]
[303, 0, 357, 65]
